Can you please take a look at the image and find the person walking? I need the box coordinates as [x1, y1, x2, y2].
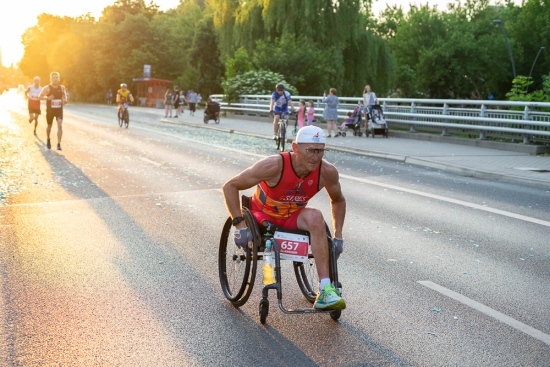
[172, 86, 181, 117]
[38, 72, 68, 150]
[106, 89, 113, 105]
[26, 76, 42, 136]
[297, 100, 306, 129]
[306, 101, 315, 126]
[362, 84, 378, 120]
[322, 88, 339, 138]
[164, 87, 174, 117]
[187, 89, 198, 116]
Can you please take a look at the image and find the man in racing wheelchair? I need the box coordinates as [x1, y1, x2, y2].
[222, 126, 346, 310]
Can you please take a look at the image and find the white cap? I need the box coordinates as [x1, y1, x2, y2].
[295, 126, 326, 144]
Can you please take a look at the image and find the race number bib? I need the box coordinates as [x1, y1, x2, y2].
[51, 99, 62, 108]
[273, 231, 310, 263]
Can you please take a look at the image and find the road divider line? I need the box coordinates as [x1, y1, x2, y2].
[418, 281, 550, 346]
[340, 173, 550, 228]
[133, 126, 550, 228]
[139, 157, 162, 166]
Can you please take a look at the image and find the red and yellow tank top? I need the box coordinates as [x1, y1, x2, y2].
[251, 152, 321, 220]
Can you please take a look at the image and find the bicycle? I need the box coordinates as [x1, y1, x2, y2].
[118, 102, 130, 128]
[271, 110, 294, 152]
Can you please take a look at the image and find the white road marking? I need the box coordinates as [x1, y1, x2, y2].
[339, 173, 550, 228]
[107, 125, 550, 228]
[419, 281, 550, 346]
[139, 157, 162, 166]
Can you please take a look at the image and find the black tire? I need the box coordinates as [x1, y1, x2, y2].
[330, 309, 342, 320]
[279, 121, 286, 152]
[118, 110, 123, 127]
[203, 114, 209, 124]
[124, 110, 129, 128]
[215, 116, 220, 124]
[218, 209, 258, 307]
[259, 299, 269, 324]
[342, 132, 346, 137]
[293, 258, 318, 304]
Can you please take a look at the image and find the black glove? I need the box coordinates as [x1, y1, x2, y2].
[234, 227, 253, 249]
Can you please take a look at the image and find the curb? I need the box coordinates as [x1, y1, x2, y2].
[159, 118, 550, 188]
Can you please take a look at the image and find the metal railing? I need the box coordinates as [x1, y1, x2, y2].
[209, 94, 550, 145]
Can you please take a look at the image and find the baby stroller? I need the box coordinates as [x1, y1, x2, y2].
[203, 99, 221, 124]
[337, 105, 363, 137]
[366, 104, 388, 138]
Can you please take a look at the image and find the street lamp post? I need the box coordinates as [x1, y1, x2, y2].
[526, 46, 545, 92]
[493, 19, 517, 79]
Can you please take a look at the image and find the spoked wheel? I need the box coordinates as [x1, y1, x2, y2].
[218, 208, 259, 307]
[118, 110, 123, 127]
[259, 299, 269, 324]
[293, 257, 318, 303]
[124, 110, 129, 128]
[279, 122, 286, 152]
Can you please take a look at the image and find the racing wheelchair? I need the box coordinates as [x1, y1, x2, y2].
[218, 196, 343, 324]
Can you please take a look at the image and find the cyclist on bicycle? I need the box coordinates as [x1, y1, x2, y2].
[222, 126, 346, 311]
[116, 83, 134, 114]
[270, 83, 294, 140]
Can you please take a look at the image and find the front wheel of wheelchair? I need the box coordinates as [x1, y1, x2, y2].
[203, 114, 209, 124]
[218, 208, 259, 307]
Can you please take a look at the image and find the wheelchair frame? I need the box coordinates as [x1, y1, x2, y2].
[218, 196, 343, 324]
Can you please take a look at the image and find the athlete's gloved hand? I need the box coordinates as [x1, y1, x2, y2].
[333, 238, 344, 259]
[234, 227, 253, 249]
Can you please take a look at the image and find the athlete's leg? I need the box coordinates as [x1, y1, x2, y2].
[56, 118, 63, 145]
[296, 208, 330, 280]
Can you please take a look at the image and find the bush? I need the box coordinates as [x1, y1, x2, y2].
[221, 70, 298, 103]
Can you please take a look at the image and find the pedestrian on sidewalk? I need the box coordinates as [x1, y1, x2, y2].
[188, 89, 198, 116]
[164, 87, 173, 117]
[306, 101, 315, 126]
[172, 86, 181, 117]
[297, 100, 306, 129]
[323, 88, 339, 138]
[362, 84, 378, 121]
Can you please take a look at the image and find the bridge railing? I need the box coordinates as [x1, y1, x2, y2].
[209, 94, 550, 145]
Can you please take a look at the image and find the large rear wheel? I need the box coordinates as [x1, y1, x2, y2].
[218, 208, 258, 307]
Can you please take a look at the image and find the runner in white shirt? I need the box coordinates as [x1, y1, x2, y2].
[26, 76, 42, 135]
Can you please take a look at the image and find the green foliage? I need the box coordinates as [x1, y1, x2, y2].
[252, 36, 343, 96]
[224, 47, 253, 80]
[221, 70, 297, 102]
[506, 74, 550, 103]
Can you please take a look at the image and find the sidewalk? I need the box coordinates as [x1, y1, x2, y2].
[160, 111, 550, 188]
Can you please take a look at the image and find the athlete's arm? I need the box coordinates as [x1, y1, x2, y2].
[38, 86, 49, 100]
[320, 162, 346, 239]
[222, 154, 282, 227]
[61, 86, 68, 104]
[269, 93, 275, 112]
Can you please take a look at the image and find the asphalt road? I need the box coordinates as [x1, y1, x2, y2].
[1, 92, 549, 366]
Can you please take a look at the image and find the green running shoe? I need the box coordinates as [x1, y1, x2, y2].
[314, 283, 346, 310]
